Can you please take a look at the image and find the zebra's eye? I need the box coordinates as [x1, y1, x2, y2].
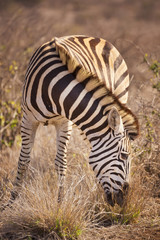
[120, 152, 129, 160]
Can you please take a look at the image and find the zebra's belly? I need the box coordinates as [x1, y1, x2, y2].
[22, 100, 67, 127]
[43, 114, 68, 126]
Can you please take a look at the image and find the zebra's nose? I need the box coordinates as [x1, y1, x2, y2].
[115, 182, 129, 206]
[106, 182, 129, 207]
[106, 190, 123, 207]
[106, 192, 115, 207]
[115, 189, 124, 206]
[123, 181, 129, 194]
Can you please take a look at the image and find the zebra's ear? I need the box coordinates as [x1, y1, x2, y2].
[108, 107, 124, 134]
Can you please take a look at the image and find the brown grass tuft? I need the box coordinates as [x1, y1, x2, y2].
[1, 125, 159, 239]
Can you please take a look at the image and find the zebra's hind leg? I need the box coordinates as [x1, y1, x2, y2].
[54, 118, 73, 202]
[6, 116, 39, 209]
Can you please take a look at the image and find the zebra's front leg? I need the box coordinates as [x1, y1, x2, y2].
[9, 116, 39, 207]
[54, 119, 73, 202]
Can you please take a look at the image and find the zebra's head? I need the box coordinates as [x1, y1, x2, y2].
[89, 107, 138, 207]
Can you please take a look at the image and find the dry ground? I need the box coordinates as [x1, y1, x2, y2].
[0, 0, 160, 239]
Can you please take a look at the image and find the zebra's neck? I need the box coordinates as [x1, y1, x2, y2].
[49, 70, 111, 145]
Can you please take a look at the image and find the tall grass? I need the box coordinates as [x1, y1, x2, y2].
[1, 124, 159, 239]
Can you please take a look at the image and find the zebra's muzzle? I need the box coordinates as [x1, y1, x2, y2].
[106, 192, 115, 207]
[106, 190, 124, 207]
[106, 182, 129, 207]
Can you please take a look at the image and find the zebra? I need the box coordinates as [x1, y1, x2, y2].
[8, 35, 139, 208]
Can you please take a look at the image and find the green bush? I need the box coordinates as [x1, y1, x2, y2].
[144, 54, 160, 91]
[0, 100, 22, 148]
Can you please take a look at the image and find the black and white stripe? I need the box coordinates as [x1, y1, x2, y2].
[9, 35, 139, 208]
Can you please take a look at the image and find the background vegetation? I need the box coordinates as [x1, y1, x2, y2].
[0, 0, 160, 239]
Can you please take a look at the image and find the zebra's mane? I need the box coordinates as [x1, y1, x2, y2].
[54, 36, 139, 139]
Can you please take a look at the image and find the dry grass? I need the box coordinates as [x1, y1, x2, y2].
[0, 125, 160, 239]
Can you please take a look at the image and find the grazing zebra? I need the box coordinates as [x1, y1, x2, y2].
[9, 35, 139, 208]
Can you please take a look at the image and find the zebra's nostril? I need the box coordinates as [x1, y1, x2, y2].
[123, 182, 129, 194]
[115, 182, 129, 206]
[106, 192, 115, 207]
[115, 190, 124, 207]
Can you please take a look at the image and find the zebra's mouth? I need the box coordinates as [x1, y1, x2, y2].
[106, 192, 115, 207]
[106, 182, 129, 207]
[106, 190, 124, 207]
